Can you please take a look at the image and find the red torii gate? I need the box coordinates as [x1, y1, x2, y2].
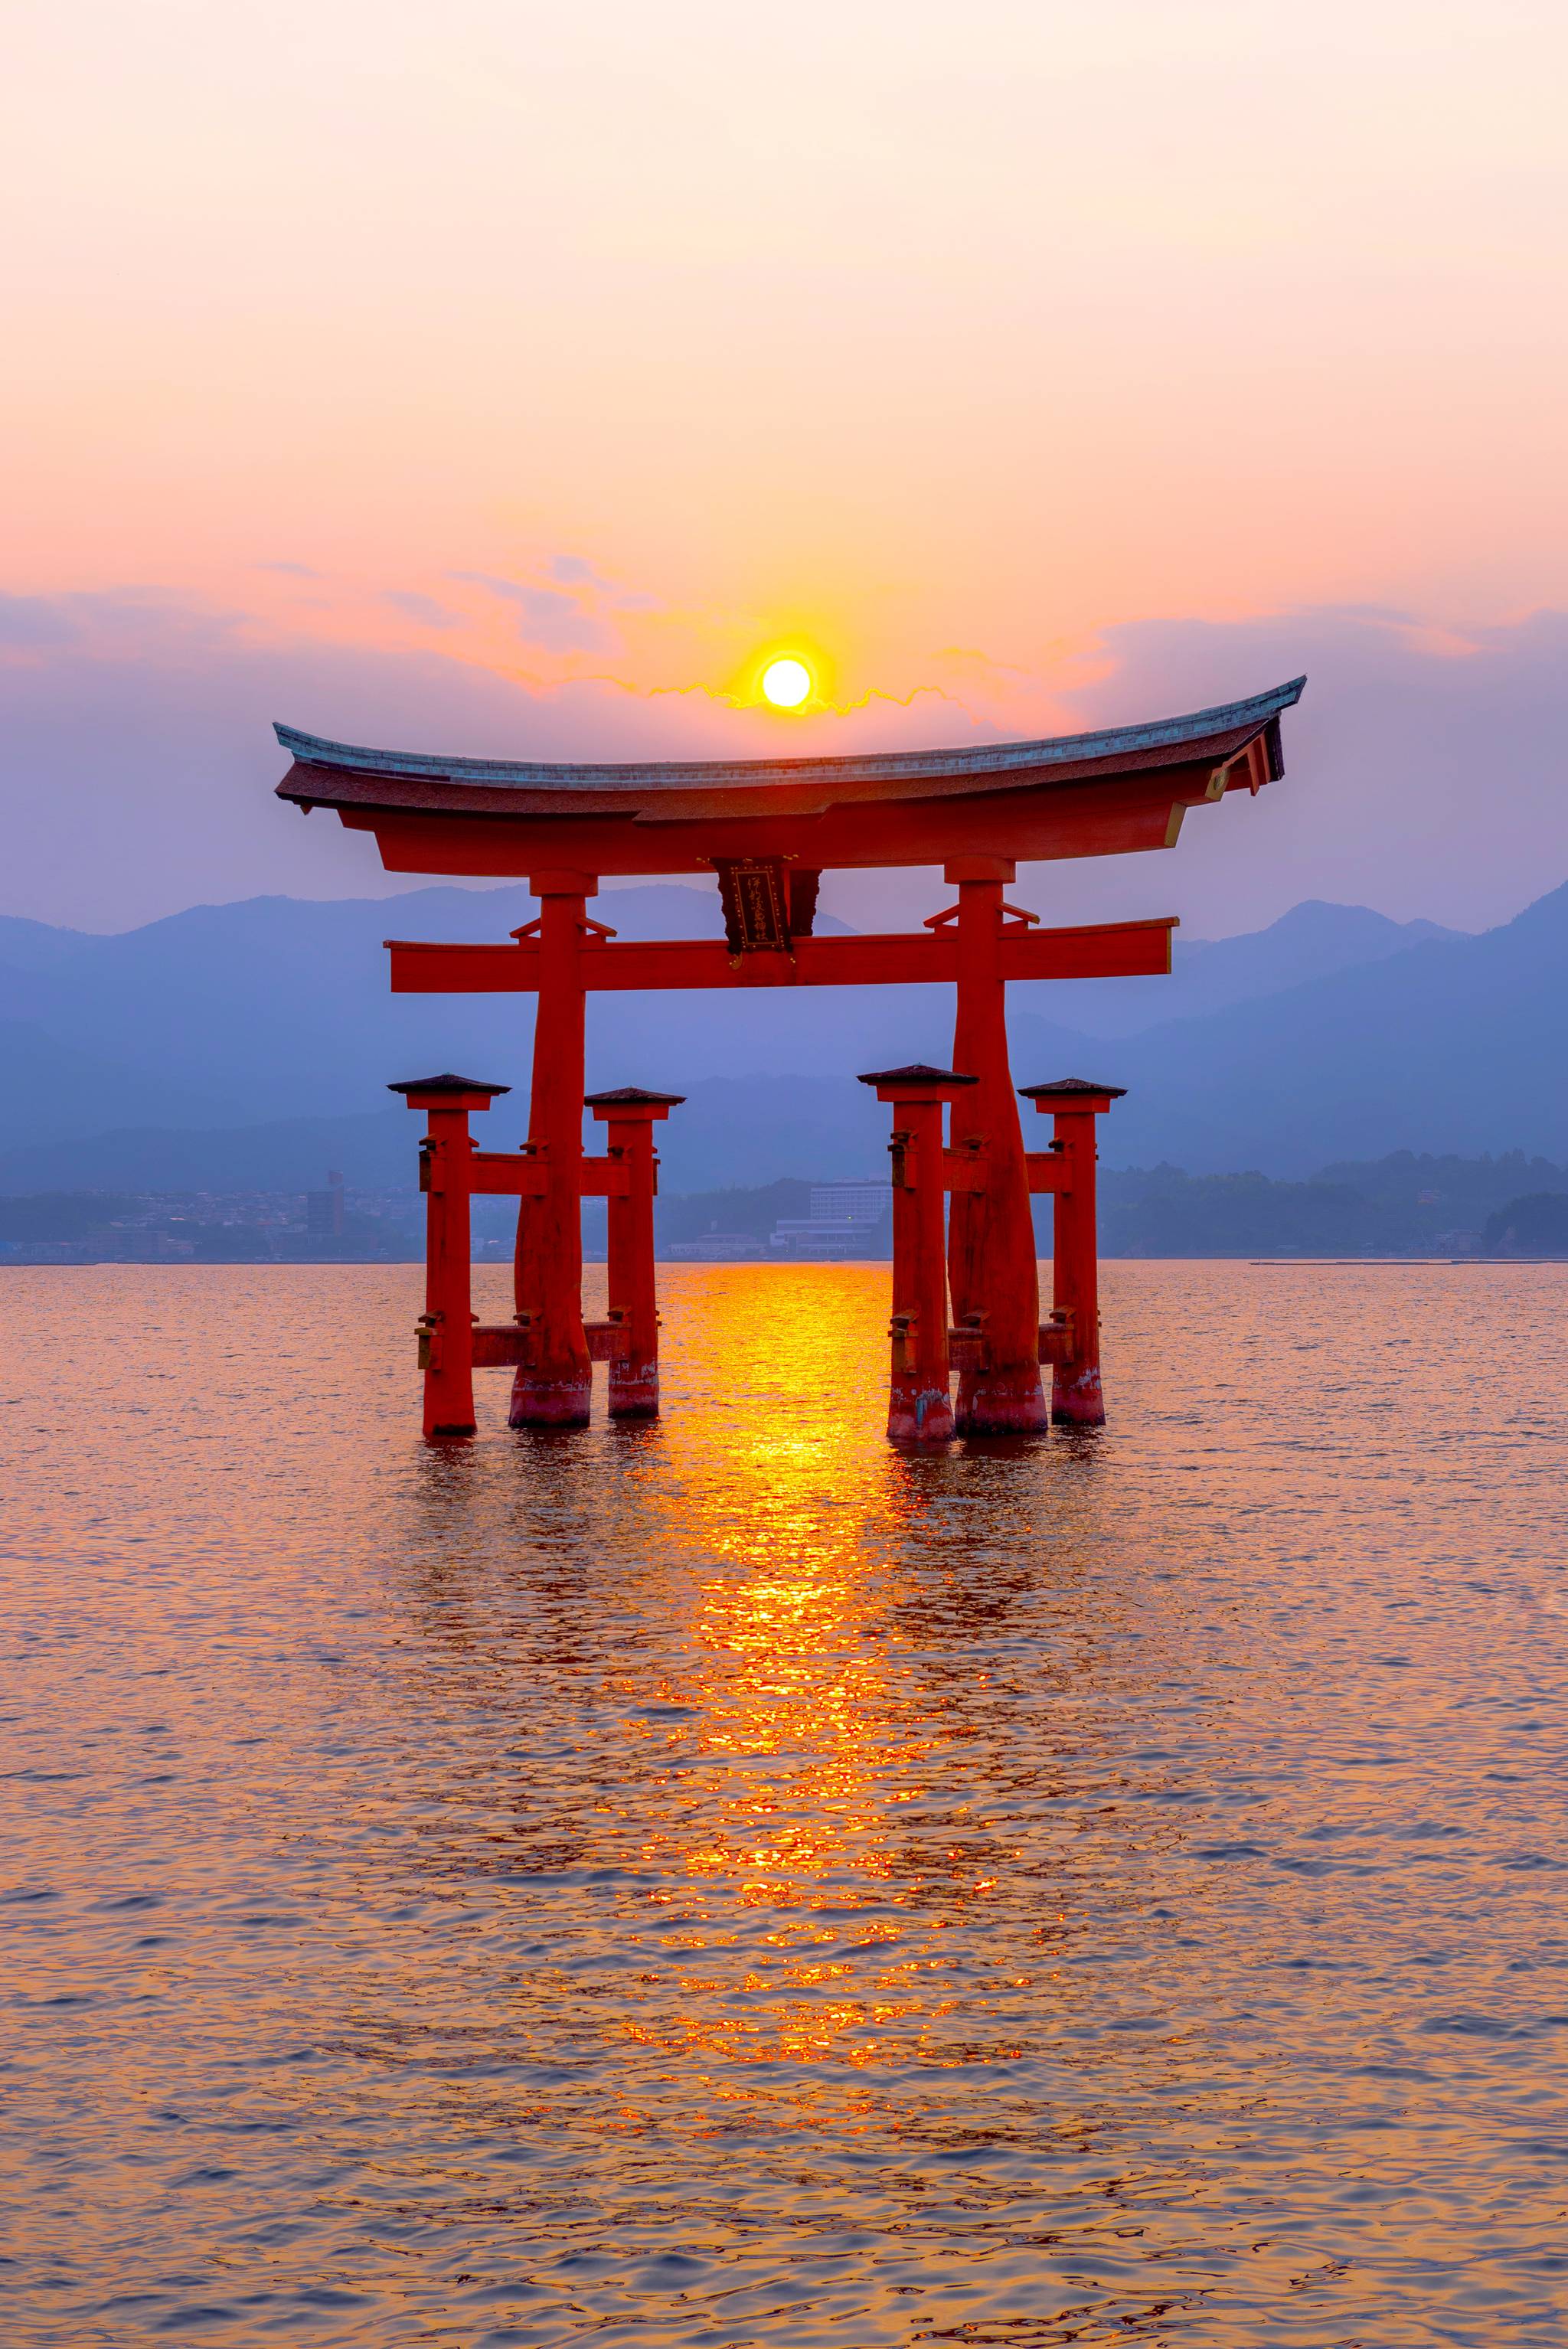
[276, 675, 1303, 1440]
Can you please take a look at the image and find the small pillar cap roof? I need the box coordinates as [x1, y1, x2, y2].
[388, 1073, 511, 1096]
[857, 1062, 978, 1087]
[1018, 1076, 1127, 1100]
[583, 1085, 687, 1107]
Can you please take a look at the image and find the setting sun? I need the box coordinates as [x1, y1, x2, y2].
[760, 656, 812, 709]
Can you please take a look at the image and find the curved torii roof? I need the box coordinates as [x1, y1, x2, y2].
[273, 675, 1304, 879]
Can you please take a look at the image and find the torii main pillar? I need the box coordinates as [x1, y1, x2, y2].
[945, 858, 1049, 1433]
[510, 870, 595, 1426]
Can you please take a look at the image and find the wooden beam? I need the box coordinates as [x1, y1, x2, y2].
[468, 1151, 545, 1197]
[387, 916, 1175, 997]
[948, 1317, 1076, 1367]
[942, 1151, 988, 1193]
[472, 1319, 627, 1368]
[341, 764, 1223, 879]
[467, 1151, 629, 1197]
[577, 1157, 631, 1197]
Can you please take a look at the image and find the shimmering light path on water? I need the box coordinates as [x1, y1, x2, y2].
[4, 1263, 1568, 2347]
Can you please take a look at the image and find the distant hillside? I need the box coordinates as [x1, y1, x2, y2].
[1096, 1152, 1568, 1256]
[0, 884, 740, 1148]
[1481, 1194, 1568, 1256]
[1312, 1148, 1568, 1230]
[1012, 898, 1459, 1038]
[11, 1149, 1559, 1262]
[1070, 880, 1568, 1173]
[0, 1075, 888, 1197]
[1, 879, 1565, 1186]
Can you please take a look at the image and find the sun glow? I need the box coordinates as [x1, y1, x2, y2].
[760, 656, 813, 709]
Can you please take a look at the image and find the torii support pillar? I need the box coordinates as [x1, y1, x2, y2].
[390, 1073, 511, 1439]
[586, 1086, 685, 1418]
[943, 859, 1048, 1433]
[511, 871, 597, 1427]
[1021, 1078, 1126, 1426]
[858, 1064, 978, 1444]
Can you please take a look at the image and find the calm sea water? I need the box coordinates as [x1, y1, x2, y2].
[4, 1262, 1568, 2347]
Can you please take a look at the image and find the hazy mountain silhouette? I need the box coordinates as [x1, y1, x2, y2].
[1062, 879, 1568, 1172]
[1014, 898, 1459, 1037]
[0, 880, 1560, 1188]
[0, 1078, 888, 1197]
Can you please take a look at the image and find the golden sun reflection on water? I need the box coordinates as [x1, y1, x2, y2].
[600, 1271, 926, 2068]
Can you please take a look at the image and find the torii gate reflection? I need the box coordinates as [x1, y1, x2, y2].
[274, 676, 1303, 1443]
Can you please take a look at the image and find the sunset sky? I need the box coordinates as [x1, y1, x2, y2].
[3, 0, 1565, 933]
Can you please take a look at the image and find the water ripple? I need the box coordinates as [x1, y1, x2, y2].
[2, 1261, 1567, 2344]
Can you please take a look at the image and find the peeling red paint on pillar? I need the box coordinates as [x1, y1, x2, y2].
[945, 861, 1047, 1434]
[587, 1086, 684, 1418]
[1020, 1079, 1126, 1426]
[511, 873, 595, 1427]
[390, 1074, 509, 1440]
